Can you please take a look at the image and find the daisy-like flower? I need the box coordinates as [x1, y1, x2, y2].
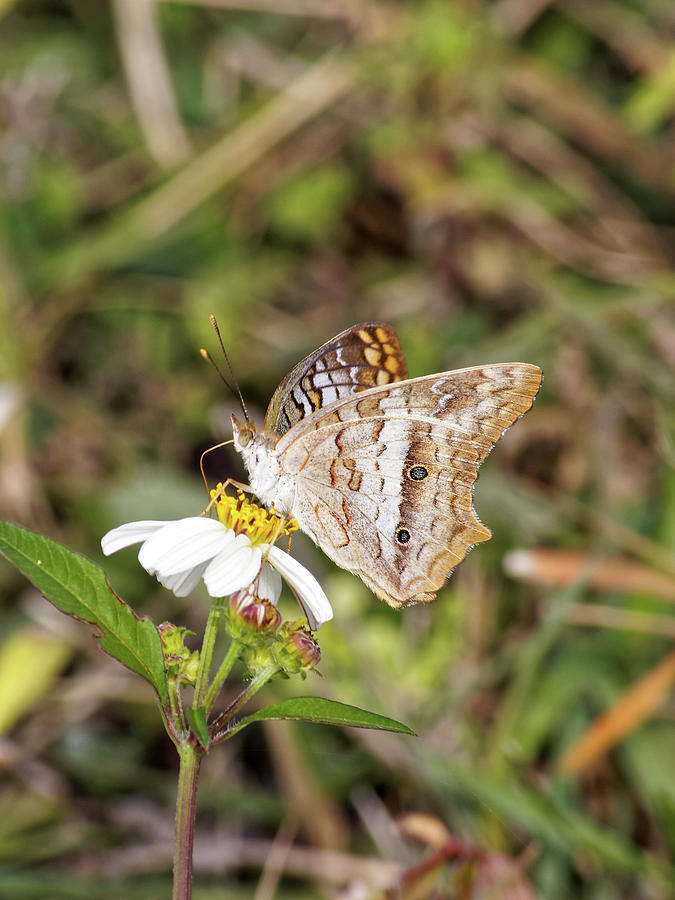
[101, 487, 333, 631]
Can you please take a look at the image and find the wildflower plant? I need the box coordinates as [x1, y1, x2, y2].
[0, 482, 413, 899]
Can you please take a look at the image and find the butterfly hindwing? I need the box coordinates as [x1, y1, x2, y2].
[278, 364, 542, 607]
[286, 419, 490, 606]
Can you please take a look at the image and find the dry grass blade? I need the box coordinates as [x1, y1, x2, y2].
[558, 649, 675, 774]
[42, 52, 353, 288]
[133, 53, 352, 237]
[490, 115, 669, 263]
[504, 59, 673, 191]
[263, 718, 349, 850]
[507, 198, 659, 283]
[112, 0, 191, 167]
[101, 833, 400, 886]
[494, 0, 554, 35]
[252, 816, 298, 900]
[166, 0, 353, 17]
[565, 604, 675, 639]
[527, 489, 675, 578]
[558, 0, 670, 73]
[504, 549, 675, 601]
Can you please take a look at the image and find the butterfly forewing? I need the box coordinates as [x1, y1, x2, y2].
[264, 323, 408, 437]
[276, 363, 542, 607]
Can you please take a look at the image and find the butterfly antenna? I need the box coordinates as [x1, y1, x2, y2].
[207, 314, 250, 422]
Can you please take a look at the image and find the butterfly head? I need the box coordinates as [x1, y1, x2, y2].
[231, 413, 257, 451]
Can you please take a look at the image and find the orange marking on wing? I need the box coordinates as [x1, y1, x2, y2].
[315, 503, 350, 548]
[358, 328, 374, 343]
[297, 450, 311, 471]
[348, 470, 363, 491]
[342, 498, 351, 526]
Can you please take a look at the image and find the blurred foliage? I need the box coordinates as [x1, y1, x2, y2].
[0, 0, 674, 897]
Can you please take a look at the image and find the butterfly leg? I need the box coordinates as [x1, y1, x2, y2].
[200, 477, 254, 516]
[200, 440, 253, 501]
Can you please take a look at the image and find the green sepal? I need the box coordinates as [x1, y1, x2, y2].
[186, 706, 210, 750]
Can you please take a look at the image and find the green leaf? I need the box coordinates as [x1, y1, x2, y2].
[0, 521, 168, 705]
[238, 697, 415, 735]
[187, 706, 209, 751]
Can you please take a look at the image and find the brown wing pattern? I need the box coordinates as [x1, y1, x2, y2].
[264, 323, 407, 438]
[279, 364, 542, 607]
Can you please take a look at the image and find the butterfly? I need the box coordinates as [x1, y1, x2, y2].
[231, 323, 542, 608]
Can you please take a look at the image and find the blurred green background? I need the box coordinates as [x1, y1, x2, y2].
[1, 1, 674, 897]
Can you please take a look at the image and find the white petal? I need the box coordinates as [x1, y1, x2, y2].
[258, 562, 282, 604]
[203, 535, 262, 597]
[157, 561, 210, 597]
[138, 518, 233, 577]
[101, 521, 174, 556]
[266, 545, 333, 630]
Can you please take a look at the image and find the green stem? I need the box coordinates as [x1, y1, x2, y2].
[211, 662, 279, 742]
[204, 638, 242, 713]
[229, 663, 279, 719]
[173, 742, 202, 900]
[192, 600, 223, 709]
[167, 674, 186, 739]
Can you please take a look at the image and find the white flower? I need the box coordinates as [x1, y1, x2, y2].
[101, 515, 333, 631]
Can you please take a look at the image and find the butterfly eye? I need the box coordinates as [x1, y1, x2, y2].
[396, 528, 411, 544]
[231, 414, 254, 448]
[408, 465, 428, 480]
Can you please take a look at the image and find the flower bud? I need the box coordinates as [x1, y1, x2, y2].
[273, 623, 321, 676]
[241, 643, 276, 678]
[229, 589, 281, 638]
[158, 622, 200, 684]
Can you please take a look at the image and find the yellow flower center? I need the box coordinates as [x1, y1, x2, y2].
[210, 485, 298, 546]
